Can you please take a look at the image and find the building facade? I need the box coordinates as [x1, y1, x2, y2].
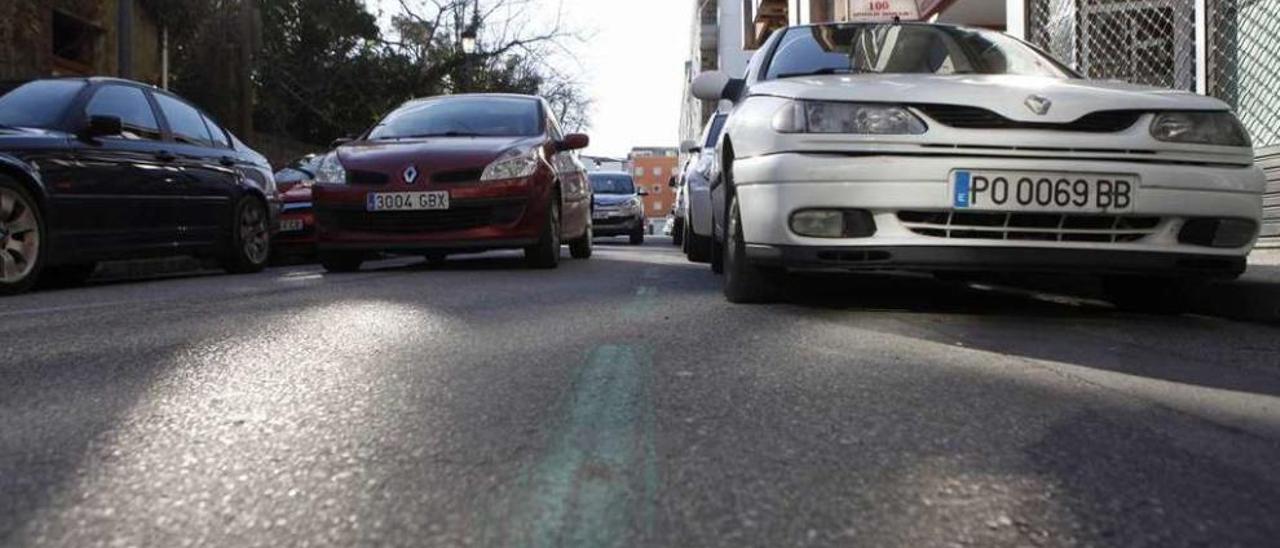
[0, 0, 165, 85]
[628, 147, 681, 219]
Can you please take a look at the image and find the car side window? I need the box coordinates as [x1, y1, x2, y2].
[201, 113, 233, 149]
[84, 85, 162, 140]
[154, 93, 215, 147]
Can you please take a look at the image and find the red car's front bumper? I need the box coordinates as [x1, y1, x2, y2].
[313, 172, 553, 252]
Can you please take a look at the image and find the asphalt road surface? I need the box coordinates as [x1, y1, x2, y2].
[3, 239, 1280, 547]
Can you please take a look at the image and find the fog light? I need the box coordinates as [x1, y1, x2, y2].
[790, 209, 876, 238]
[791, 210, 844, 238]
[1178, 218, 1257, 248]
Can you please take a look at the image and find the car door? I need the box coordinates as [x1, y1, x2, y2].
[151, 91, 240, 247]
[61, 83, 179, 255]
[544, 111, 590, 238]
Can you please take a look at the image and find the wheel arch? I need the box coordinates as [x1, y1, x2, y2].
[0, 154, 49, 209]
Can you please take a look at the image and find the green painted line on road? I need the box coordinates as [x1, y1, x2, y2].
[621, 286, 659, 317]
[508, 344, 657, 548]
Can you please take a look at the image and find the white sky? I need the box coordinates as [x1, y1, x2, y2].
[375, 0, 693, 159]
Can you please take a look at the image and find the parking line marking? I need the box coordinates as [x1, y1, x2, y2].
[510, 344, 657, 548]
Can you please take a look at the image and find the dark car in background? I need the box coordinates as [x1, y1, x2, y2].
[589, 171, 646, 245]
[0, 77, 277, 295]
[272, 153, 323, 258]
[312, 94, 593, 271]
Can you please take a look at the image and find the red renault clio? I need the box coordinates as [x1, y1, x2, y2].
[312, 94, 594, 271]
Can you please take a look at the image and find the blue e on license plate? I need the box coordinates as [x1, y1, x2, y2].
[952, 170, 1137, 213]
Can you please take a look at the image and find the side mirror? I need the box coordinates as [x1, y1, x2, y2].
[692, 71, 743, 101]
[668, 176, 678, 188]
[680, 139, 700, 154]
[330, 137, 353, 148]
[82, 115, 123, 138]
[638, 188, 649, 197]
[559, 133, 590, 151]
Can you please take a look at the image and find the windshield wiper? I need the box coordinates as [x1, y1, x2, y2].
[775, 67, 878, 79]
[391, 131, 488, 139]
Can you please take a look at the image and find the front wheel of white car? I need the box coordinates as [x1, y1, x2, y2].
[723, 196, 779, 304]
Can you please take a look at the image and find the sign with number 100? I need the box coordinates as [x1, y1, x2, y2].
[844, 0, 921, 21]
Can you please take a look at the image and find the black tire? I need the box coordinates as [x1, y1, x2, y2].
[0, 178, 46, 296]
[1103, 276, 1200, 315]
[37, 263, 97, 289]
[723, 196, 779, 304]
[319, 251, 363, 273]
[221, 196, 270, 274]
[525, 196, 561, 269]
[569, 223, 593, 259]
[686, 221, 712, 264]
[672, 217, 684, 246]
[424, 252, 448, 267]
[710, 235, 724, 274]
[629, 225, 645, 246]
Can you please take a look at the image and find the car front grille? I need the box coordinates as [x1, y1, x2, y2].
[897, 211, 1161, 243]
[912, 104, 1144, 133]
[317, 199, 525, 233]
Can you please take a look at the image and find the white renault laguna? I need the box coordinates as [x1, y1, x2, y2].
[692, 22, 1265, 309]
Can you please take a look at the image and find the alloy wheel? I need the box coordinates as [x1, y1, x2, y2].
[0, 187, 40, 284]
[240, 201, 269, 265]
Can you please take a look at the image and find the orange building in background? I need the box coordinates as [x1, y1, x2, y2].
[627, 147, 681, 220]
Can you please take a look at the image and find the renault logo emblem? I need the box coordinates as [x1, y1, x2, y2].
[403, 165, 419, 184]
[1025, 95, 1052, 116]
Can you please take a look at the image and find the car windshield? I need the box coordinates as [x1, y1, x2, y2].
[590, 174, 636, 194]
[766, 24, 1076, 80]
[0, 80, 86, 129]
[368, 97, 542, 139]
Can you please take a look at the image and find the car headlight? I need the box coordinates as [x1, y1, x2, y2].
[1150, 111, 1251, 147]
[314, 152, 347, 185]
[481, 147, 541, 181]
[773, 100, 927, 135]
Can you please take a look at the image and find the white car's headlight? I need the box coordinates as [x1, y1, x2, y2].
[481, 147, 541, 181]
[773, 100, 927, 135]
[1150, 111, 1251, 147]
[314, 152, 347, 185]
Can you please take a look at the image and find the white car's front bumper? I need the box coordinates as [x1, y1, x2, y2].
[733, 153, 1265, 277]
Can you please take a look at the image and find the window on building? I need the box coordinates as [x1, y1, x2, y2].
[652, 167, 662, 176]
[633, 167, 644, 177]
[85, 86, 161, 140]
[652, 202, 663, 212]
[52, 10, 101, 74]
[652, 185, 662, 194]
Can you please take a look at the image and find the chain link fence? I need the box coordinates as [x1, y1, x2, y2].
[1026, 0, 1280, 150]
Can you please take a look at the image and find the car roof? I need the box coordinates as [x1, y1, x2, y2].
[402, 93, 541, 105]
[589, 171, 633, 178]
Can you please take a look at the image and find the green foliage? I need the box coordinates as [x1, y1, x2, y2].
[151, 0, 589, 149]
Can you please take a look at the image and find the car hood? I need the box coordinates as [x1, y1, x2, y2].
[280, 183, 312, 202]
[749, 74, 1229, 124]
[593, 194, 636, 206]
[337, 136, 542, 179]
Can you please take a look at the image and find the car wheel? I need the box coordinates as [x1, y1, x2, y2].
[569, 222, 593, 259]
[424, 252, 448, 268]
[629, 225, 644, 246]
[0, 178, 45, 296]
[37, 263, 97, 289]
[723, 196, 779, 304]
[525, 196, 561, 269]
[319, 251, 363, 273]
[672, 217, 684, 246]
[221, 196, 270, 274]
[1102, 275, 1199, 315]
[686, 217, 712, 264]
